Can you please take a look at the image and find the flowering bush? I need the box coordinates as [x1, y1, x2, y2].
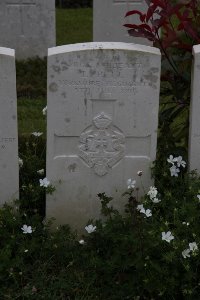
[2, 143, 200, 298]
[2, 92, 200, 298]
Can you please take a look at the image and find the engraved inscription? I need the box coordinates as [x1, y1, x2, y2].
[58, 79, 141, 87]
[0, 137, 16, 150]
[55, 60, 146, 93]
[53, 62, 142, 74]
[58, 78, 138, 94]
[6, 0, 36, 36]
[79, 112, 125, 176]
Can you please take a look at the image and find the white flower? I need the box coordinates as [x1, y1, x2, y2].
[170, 165, 180, 177]
[137, 170, 143, 176]
[79, 239, 85, 245]
[18, 157, 23, 168]
[85, 224, 96, 234]
[32, 132, 43, 137]
[175, 156, 186, 168]
[39, 177, 50, 188]
[152, 197, 161, 203]
[24, 249, 29, 253]
[137, 205, 152, 217]
[189, 242, 198, 252]
[37, 169, 44, 175]
[182, 222, 190, 226]
[21, 225, 32, 234]
[42, 106, 47, 116]
[144, 209, 152, 218]
[161, 231, 174, 243]
[137, 204, 145, 213]
[147, 186, 158, 200]
[42, 106, 47, 115]
[197, 195, 200, 202]
[127, 178, 136, 189]
[182, 248, 190, 258]
[167, 155, 177, 165]
[168, 155, 185, 176]
[147, 187, 161, 203]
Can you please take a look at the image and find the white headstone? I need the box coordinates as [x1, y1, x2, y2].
[47, 42, 161, 230]
[93, 0, 152, 45]
[0, 47, 19, 205]
[0, 0, 55, 59]
[189, 45, 200, 172]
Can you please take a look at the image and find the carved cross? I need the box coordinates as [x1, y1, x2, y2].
[6, 0, 36, 36]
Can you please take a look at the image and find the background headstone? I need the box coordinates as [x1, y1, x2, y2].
[189, 45, 200, 172]
[0, 47, 19, 205]
[46, 42, 161, 230]
[93, 0, 152, 45]
[0, 0, 55, 59]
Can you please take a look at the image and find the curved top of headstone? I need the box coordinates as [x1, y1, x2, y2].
[193, 44, 200, 55]
[48, 42, 160, 57]
[0, 47, 15, 57]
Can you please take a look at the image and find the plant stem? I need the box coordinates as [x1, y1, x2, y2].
[156, 32, 179, 76]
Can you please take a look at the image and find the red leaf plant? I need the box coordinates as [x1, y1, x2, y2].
[124, 0, 200, 151]
[124, 0, 200, 58]
[124, 0, 200, 72]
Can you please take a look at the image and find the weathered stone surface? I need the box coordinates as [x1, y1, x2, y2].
[0, 0, 55, 59]
[46, 42, 161, 231]
[93, 0, 152, 45]
[0, 47, 19, 205]
[189, 45, 200, 172]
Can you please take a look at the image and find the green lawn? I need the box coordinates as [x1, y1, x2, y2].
[17, 98, 47, 134]
[56, 8, 92, 45]
[18, 8, 93, 135]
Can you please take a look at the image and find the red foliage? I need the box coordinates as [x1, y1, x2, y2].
[124, 0, 200, 52]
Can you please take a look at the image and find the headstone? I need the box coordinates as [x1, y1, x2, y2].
[0, 47, 19, 205]
[46, 42, 161, 230]
[0, 0, 55, 59]
[93, 0, 152, 45]
[189, 45, 200, 172]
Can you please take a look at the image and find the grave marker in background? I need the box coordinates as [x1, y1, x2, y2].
[189, 45, 200, 172]
[93, 0, 152, 45]
[0, 47, 19, 205]
[46, 42, 161, 231]
[0, 0, 55, 59]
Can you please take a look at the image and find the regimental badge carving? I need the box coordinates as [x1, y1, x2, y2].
[79, 112, 125, 176]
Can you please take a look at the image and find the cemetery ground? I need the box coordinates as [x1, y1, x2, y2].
[1, 7, 200, 300]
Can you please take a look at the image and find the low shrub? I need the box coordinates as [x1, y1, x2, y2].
[1, 136, 200, 299]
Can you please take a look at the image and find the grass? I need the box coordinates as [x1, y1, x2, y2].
[18, 98, 46, 134]
[17, 8, 93, 135]
[56, 8, 92, 45]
